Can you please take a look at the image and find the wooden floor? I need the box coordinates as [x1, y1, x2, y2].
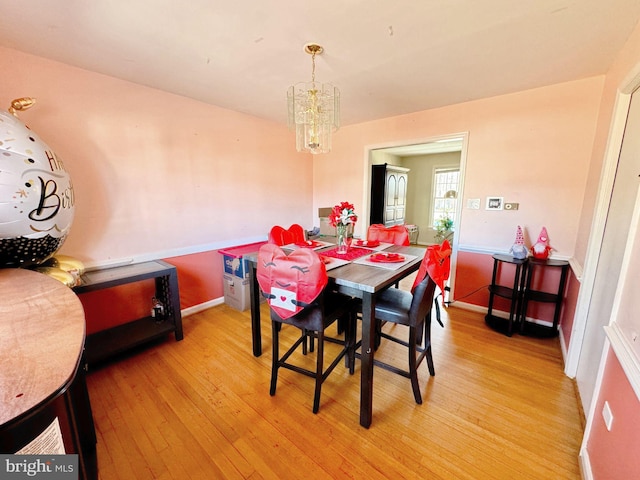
[86, 290, 585, 479]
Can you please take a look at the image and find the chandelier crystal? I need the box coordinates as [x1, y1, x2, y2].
[287, 44, 340, 155]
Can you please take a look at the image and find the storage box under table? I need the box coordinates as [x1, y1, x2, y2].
[219, 241, 267, 311]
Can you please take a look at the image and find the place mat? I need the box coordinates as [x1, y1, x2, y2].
[319, 256, 350, 271]
[320, 246, 373, 261]
[282, 240, 333, 251]
[352, 240, 392, 252]
[353, 252, 418, 270]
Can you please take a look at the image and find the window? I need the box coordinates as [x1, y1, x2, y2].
[432, 168, 459, 228]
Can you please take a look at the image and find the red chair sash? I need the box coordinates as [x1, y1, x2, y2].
[256, 244, 327, 319]
[411, 239, 451, 295]
[367, 224, 410, 246]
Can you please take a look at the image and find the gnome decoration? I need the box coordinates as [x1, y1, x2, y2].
[509, 225, 528, 259]
[531, 227, 553, 259]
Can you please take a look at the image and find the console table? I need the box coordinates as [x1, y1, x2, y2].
[485, 254, 527, 336]
[519, 258, 569, 337]
[73, 260, 183, 367]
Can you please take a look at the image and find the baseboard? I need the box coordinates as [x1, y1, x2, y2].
[449, 300, 494, 316]
[579, 446, 593, 480]
[559, 323, 569, 365]
[182, 297, 225, 317]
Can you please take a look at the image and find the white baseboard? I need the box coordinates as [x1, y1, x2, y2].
[579, 446, 593, 480]
[181, 297, 225, 317]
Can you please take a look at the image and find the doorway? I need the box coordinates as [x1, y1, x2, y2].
[363, 133, 469, 300]
[567, 86, 640, 411]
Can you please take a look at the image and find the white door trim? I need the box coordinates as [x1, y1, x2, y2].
[565, 61, 640, 378]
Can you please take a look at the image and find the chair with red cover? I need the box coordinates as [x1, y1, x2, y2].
[268, 224, 306, 246]
[352, 240, 451, 404]
[256, 244, 356, 413]
[367, 224, 410, 246]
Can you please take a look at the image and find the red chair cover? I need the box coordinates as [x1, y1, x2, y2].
[256, 244, 327, 320]
[268, 224, 306, 246]
[367, 224, 410, 246]
[411, 239, 452, 295]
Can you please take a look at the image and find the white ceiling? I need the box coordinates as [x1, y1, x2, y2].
[0, 0, 639, 127]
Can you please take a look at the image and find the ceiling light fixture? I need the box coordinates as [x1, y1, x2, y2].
[287, 43, 340, 155]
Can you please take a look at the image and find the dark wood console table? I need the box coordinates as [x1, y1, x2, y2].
[520, 258, 569, 337]
[73, 260, 183, 367]
[485, 254, 527, 336]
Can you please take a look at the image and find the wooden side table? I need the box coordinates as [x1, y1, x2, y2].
[520, 258, 569, 337]
[73, 260, 183, 367]
[485, 254, 528, 336]
[0, 268, 97, 479]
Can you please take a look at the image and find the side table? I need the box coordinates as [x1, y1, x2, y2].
[1, 269, 97, 479]
[520, 258, 569, 337]
[485, 254, 527, 336]
[73, 260, 183, 367]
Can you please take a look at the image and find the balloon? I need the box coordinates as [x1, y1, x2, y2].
[0, 105, 75, 267]
[33, 266, 76, 287]
[40, 254, 85, 285]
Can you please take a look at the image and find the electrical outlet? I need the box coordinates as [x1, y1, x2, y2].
[467, 198, 480, 210]
[504, 202, 519, 210]
[602, 401, 613, 431]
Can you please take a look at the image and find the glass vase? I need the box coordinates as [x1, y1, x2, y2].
[336, 224, 348, 254]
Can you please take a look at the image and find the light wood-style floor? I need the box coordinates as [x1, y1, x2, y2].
[86, 287, 584, 479]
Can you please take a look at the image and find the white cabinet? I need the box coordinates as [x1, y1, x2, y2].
[370, 164, 410, 227]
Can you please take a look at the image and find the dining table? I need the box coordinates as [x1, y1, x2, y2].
[244, 238, 426, 428]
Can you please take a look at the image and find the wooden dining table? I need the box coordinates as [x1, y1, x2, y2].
[244, 240, 426, 428]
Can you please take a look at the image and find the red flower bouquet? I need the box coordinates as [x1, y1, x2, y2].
[328, 201, 358, 227]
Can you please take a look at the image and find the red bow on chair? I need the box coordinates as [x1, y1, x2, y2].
[411, 239, 452, 295]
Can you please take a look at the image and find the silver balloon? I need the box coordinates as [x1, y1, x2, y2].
[0, 103, 75, 267]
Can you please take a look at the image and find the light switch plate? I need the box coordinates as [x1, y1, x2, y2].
[504, 202, 519, 210]
[467, 198, 480, 210]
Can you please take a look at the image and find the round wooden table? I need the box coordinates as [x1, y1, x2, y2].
[0, 268, 96, 479]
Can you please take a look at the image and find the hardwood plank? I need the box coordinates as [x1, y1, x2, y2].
[86, 298, 583, 479]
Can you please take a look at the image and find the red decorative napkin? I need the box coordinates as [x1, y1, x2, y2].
[320, 246, 373, 261]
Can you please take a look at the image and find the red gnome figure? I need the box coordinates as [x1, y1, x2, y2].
[531, 227, 553, 259]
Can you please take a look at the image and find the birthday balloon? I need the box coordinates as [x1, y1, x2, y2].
[33, 266, 76, 287]
[0, 103, 75, 267]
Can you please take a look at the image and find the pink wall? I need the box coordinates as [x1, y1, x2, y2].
[587, 349, 640, 479]
[0, 46, 313, 266]
[314, 78, 603, 257]
[0, 45, 602, 329]
[561, 270, 580, 348]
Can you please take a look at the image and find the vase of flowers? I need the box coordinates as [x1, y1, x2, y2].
[329, 201, 357, 254]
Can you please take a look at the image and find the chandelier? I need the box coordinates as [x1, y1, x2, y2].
[287, 44, 340, 155]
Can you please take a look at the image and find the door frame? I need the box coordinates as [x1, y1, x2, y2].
[565, 61, 640, 380]
[362, 132, 469, 301]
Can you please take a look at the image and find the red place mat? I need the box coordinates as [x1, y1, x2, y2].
[321, 246, 373, 261]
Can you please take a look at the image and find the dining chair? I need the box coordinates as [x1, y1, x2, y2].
[352, 242, 451, 404]
[366, 224, 410, 246]
[367, 223, 411, 341]
[268, 224, 306, 246]
[256, 243, 356, 413]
